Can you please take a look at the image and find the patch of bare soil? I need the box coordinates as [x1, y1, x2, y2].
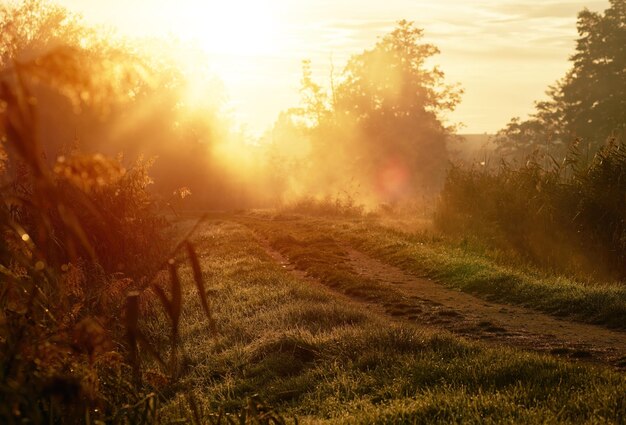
[256, 231, 626, 370]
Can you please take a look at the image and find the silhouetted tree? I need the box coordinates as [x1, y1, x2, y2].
[273, 20, 461, 202]
[563, 0, 626, 142]
[496, 0, 626, 160]
[337, 20, 461, 196]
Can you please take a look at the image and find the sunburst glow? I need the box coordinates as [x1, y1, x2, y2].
[178, 1, 283, 57]
[55, 0, 609, 136]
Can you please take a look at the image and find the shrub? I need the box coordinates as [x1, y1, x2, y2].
[0, 34, 213, 424]
[435, 140, 626, 280]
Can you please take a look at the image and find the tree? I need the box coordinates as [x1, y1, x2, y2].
[563, 0, 626, 142]
[496, 0, 626, 159]
[337, 20, 460, 120]
[0, 0, 82, 66]
[339, 20, 461, 197]
[0, 0, 146, 105]
[0, 1, 246, 209]
[492, 117, 563, 162]
[274, 20, 462, 202]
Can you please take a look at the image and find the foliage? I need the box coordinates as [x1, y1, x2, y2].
[337, 21, 461, 117]
[435, 140, 626, 281]
[1, 40, 140, 423]
[492, 116, 564, 163]
[0, 4, 164, 278]
[0, 3, 221, 423]
[0, 0, 267, 211]
[54, 154, 170, 277]
[0, 0, 148, 110]
[270, 21, 462, 203]
[495, 0, 626, 160]
[564, 0, 626, 142]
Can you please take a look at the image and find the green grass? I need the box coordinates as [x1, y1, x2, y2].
[145, 218, 626, 423]
[243, 213, 626, 329]
[346, 220, 626, 329]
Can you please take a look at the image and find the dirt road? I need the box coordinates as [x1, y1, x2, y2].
[250, 225, 626, 370]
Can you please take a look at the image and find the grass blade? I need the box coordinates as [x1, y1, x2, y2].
[125, 291, 141, 384]
[185, 242, 216, 333]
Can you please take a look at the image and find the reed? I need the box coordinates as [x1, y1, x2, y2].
[436, 139, 626, 281]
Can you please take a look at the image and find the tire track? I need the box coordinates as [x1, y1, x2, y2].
[344, 245, 626, 369]
[249, 225, 626, 370]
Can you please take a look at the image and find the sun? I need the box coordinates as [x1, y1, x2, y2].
[179, 0, 282, 57]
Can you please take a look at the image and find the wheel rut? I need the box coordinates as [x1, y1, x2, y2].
[250, 226, 626, 370]
[343, 246, 626, 369]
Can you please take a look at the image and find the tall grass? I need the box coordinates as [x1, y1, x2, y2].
[436, 139, 626, 281]
[0, 45, 280, 424]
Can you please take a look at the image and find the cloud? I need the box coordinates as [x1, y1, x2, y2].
[490, 1, 608, 19]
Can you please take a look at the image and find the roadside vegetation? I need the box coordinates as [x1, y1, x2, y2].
[436, 140, 625, 282]
[0, 2, 261, 423]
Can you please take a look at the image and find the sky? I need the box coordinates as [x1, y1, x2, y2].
[52, 0, 609, 135]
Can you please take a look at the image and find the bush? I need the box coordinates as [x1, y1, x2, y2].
[0, 50, 172, 422]
[435, 140, 626, 280]
[0, 34, 213, 423]
[52, 153, 170, 278]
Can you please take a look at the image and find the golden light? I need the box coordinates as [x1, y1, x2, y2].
[178, 0, 283, 57]
[375, 157, 411, 201]
[145, 0, 288, 140]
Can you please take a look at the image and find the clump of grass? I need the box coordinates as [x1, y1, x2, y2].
[280, 194, 364, 218]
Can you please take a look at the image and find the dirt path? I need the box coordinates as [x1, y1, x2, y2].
[252, 229, 626, 370]
[345, 246, 626, 368]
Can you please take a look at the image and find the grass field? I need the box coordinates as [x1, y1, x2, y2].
[144, 214, 626, 424]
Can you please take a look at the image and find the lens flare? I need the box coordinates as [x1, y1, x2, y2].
[375, 157, 411, 202]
